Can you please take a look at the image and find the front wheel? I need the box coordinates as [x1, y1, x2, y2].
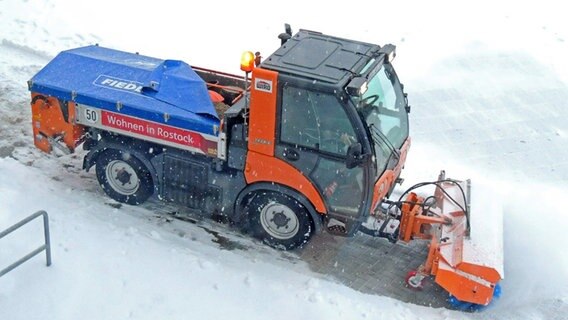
[95, 149, 154, 205]
[245, 192, 313, 250]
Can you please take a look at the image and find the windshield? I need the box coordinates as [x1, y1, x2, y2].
[351, 63, 409, 172]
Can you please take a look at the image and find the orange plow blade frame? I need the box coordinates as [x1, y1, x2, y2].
[399, 173, 504, 306]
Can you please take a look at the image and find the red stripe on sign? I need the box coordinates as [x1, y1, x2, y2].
[101, 110, 206, 151]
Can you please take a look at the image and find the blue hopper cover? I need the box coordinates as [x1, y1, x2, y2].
[29, 45, 219, 135]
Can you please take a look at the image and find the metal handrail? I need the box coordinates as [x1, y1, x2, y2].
[0, 210, 52, 277]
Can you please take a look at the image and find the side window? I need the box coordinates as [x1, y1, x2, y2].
[280, 86, 356, 156]
[281, 86, 319, 149]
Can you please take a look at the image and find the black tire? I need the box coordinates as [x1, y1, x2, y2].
[95, 149, 154, 205]
[245, 191, 313, 250]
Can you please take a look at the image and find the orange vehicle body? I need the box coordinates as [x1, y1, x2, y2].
[371, 138, 411, 212]
[245, 67, 327, 214]
[30, 93, 84, 153]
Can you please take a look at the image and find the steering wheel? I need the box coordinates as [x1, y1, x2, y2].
[361, 94, 379, 106]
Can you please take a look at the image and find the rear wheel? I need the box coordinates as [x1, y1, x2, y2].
[245, 192, 313, 250]
[95, 149, 154, 205]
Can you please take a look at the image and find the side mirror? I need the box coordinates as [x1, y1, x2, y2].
[346, 143, 363, 169]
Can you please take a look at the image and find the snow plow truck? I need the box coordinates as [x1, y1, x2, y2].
[27, 25, 503, 309]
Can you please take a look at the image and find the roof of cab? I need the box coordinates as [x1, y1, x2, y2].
[260, 29, 381, 86]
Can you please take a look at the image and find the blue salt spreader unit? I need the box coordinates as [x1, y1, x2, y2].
[28, 45, 220, 136]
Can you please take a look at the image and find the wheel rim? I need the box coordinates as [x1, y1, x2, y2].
[259, 201, 299, 240]
[105, 160, 140, 196]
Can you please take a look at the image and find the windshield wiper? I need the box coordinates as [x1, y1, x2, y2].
[369, 123, 400, 162]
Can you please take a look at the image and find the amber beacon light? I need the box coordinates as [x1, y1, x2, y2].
[240, 51, 255, 72]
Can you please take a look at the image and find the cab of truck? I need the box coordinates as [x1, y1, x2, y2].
[238, 28, 410, 244]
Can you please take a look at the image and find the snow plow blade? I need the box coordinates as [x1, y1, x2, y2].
[400, 172, 504, 307]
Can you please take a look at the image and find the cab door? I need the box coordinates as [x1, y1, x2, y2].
[275, 84, 367, 232]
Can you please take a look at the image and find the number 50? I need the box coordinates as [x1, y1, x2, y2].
[84, 108, 98, 123]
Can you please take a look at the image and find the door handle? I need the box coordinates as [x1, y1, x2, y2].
[283, 148, 300, 161]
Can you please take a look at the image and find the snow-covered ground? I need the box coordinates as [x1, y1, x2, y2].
[1, 0, 567, 319]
